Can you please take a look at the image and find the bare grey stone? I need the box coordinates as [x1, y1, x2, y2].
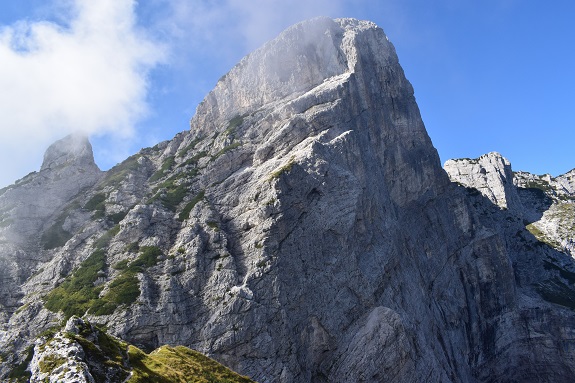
[1, 17, 574, 383]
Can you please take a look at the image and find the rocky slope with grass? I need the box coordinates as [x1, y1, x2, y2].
[1, 17, 575, 383]
[28, 316, 253, 383]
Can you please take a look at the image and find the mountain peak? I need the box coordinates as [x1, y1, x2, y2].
[192, 17, 402, 135]
[41, 134, 98, 172]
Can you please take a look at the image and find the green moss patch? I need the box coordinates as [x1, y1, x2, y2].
[178, 190, 205, 221]
[526, 223, 562, 249]
[108, 210, 128, 225]
[65, 325, 130, 382]
[39, 354, 67, 374]
[84, 193, 106, 218]
[101, 154, 142, 188]
[150, 176, 191, 212]
[177, 137, 203, 158]
[102, 272, 140, 306]
[228, 114, 244, 130]
[91, 246, 161, 315]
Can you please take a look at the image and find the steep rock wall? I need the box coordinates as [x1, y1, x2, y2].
[1, 18, 574, 383]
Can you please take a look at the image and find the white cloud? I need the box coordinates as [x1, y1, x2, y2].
[228, 0, 345, 51]
[157, 0, 345, 58]
[0, 0, 165, 187]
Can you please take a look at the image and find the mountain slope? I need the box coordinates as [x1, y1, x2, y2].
[1, 17, 574, 382]
[23, 316, 254, 383]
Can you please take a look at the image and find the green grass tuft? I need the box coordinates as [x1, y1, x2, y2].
[206, 221, 219, 231]
[177, 137, 203, 158]
[39, 354, 67, 374]
[211, 142, 242, 161]
[149, 156, 176, 182]
[84, 193, 106, 218]
[104, 272, 140, 305]
[101, 155, 142, 188]
[178, 190, 205, 221]
[93, 225, 121, 249]
[127, 345, 254, 383]
[267, 156, 296, 181]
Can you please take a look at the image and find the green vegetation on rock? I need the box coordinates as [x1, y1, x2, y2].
[150, 176, 191, 212]
[212, 142, 242, 161]
[7, 345, 34, 382]
[127, 345, 254, 383]
[84, 193, 106, 218]
[227, 114, 244, 130]
[178, 190, 205, 221]
[45, 246, 161, 317]
[150, 156, 176, 182]
[40, 317, 252, 382]
[177, 137, 203, 158]
[268, 156, 296, 181]
[38, 354, 67, 374]
[41, 215, 73, 250]
[64, 322, 131, 382]
[179, 151, 208, 168]
[93, 225, 121, 249]
[102, 154, 142, 188]
[44, 250, 107, 319]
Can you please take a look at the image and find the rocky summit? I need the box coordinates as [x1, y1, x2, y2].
[1, 17, 574, 383]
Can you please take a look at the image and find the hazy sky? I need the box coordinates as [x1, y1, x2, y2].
[0, 0, 573, 187]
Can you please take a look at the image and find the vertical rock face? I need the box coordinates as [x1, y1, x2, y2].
[444, 152, 522, 210]
[1, 17, 575, 383]
[445, 154, 575, 259]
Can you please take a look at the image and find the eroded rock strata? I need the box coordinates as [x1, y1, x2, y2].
[1, 17, 574, 382]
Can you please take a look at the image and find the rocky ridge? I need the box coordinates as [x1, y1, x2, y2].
[445, 152, 575, 258]
[0, 17, 574, 383]
[27, 316, 254, 383]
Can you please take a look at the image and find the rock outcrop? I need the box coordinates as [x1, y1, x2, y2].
[0, 134, 102, 323]
[445, 153, 575, 259]
[28, 316, 254, 383]
[444, 152, 522, 211]
[1, 17, 574, 383]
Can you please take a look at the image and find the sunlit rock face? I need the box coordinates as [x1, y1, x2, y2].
[446, 153, 575, 260]
[1, 17, 575, 383]
[444, 152, 522, 211]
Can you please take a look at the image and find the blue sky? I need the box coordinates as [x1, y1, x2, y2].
[0, 0, 573, 187]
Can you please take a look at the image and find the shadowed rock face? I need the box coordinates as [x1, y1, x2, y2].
[1, 18, 575, 383]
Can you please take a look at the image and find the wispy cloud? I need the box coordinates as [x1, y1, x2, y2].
[0, 0, 165, 186]
[153, 0, 345, 59]
[0, 0, 348, 187]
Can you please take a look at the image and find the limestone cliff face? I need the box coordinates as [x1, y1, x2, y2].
[1, 18, 575, 383]
[446, 154, 575, 259]
[0, 134, 101, 323]
[444, 152, 522, 211]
